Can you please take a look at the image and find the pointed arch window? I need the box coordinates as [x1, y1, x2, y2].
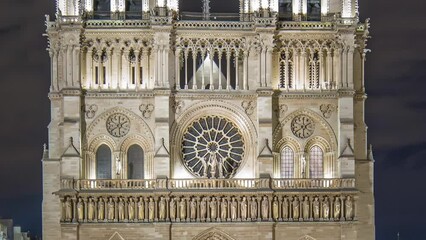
[126, 0, 142, 19]
[278, 0, 293, 21]
[309, 145, 323, 178]
[93, 0, 111, 19]
[280, 146, 294, 178]
[307, 0, 321, 21]
[127, 145, 144, 179]
[96, 144, 112, 179]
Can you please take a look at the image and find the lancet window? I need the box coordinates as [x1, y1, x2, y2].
[307, 0, 321, 21]
[125, 0, 143, 19]
[127, 145, 144, 179]
[96, 144, 112, 179]
[309, 145, 324, 178]
[308, 50, 320, 89]
[278, 0, 292, 21]
[92, 49, 108, 87]
[280, 146, 294, 178]
[93, 0, 111, 19]
[279, 50, 294, 89]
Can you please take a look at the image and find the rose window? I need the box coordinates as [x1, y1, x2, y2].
[182, 116, 245, 178]
[106, 113, 131, 137]
[291, 114, 315, 139]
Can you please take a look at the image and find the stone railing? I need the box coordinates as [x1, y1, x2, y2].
[61, 178, 355, 191]
[278, 21, 334, 30]
[85, 20, 151, 28]
[175, 21, 254, 30]
[272, 178, 355, 189]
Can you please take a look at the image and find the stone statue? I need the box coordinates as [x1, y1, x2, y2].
[221, 199, 228, 220]
[282, 197, 289, 219]
[107, 198, 115, 220]
[190, 199, 197, 219]
[128, 198, 135, 220]
[218, 158, 224, 178]
[272, 197, 279, 220]
[65, 198, 72, 221]
[159, 197, 166, 220]
[313, 197, 320, 219]
[201, 157, 208, 177]
[200, 198, 207, 219]
[323, 197, 330, 219]
[88, 198, 95, 221]
[345, 196, 353, 219]
[208, 153, 218, 178]
[292, 197, 300, 219]
[210, 198, 217, 219]
[137, 197, 145, 220]
[98, 198, 105, 220]
[334, 197, 341, 219]
[148, 198, 155, 221]
[250, 198, 257, 219]
[261, 197, 269, 220]
[180, 199, 186, 219]
[231, 198, 237, 220]
[170, 198, 176, 220]
[301, 155, 306, 177]
[118, 198, 125, 221]
[302, 197, 310, 220]
[77, 198, 84, 221]
[240, 197, 247, 220]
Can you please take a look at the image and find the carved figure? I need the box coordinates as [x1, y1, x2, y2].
[200, 198, 207, 219]
[231, 198, 237, 220]
[313, 197, 320, 219]
[282, 197, 289, 219]
[148, 198, 155, 221]
[345, 196, 353, 219]
[180, 199, 186, 219]
[98, 198, 105, 220]
[77, 198, 84, 221]
[137, 197, 145, 220]
[208, 153, 218, 178]
[118, 198, 125, 221]
[88, 198, 95, 221]
[159, 197, 166, 220]
[210, 198, 217, 219]
[170, 198, 176, 220]
[292, 197, 300, 219]
[302, 197, 310, 220]
[107, 198, 115, 220]
[250, 198, 257, 219]
[323, 197, 330, 219]
[334, 197, 341, 219]
[261, 197, 269, 219]
[272, 197, 279, 220]
[240, 197, 247, 220]
[128, 198, 135, 220]
[65, 198, 72, 221]
[190, 199, 197, 219]
[221, 199, 228, 220]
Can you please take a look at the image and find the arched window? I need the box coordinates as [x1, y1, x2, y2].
[126, 0, 142, 19]
[280, 146, 294, 178]
[307, 0, 321, 21]
[94, 0, 111, 19]
[96, 144, 112, 179]
[127, 145, 144, 179]
[309, 145, 323, 178]
[278, 0, 292, 21]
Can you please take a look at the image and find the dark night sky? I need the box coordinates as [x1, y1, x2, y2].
[0, 0, 425, 239]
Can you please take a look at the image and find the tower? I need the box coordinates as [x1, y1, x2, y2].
[43, 0, 373, 239]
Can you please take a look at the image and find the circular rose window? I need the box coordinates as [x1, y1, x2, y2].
[182, 116, 245, 178]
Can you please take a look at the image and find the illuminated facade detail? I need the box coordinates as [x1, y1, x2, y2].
[43, 0, 374, 239]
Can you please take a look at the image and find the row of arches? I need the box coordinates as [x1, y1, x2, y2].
[95, 144, 145, 179]
[280, 145, 325, 178]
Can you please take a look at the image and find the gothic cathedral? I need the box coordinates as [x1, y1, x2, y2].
[43, 0, 374, 239]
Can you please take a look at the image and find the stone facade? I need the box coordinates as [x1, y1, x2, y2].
[43, 0, 374, 239]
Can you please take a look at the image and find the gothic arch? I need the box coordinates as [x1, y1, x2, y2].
[193, 228, 235, 240]
[299, 235, 317, 240]
[170, 100, 257, 178]
[119, 134, 155, 179]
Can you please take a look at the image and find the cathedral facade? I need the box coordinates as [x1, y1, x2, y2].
[43, 0, 374, 239]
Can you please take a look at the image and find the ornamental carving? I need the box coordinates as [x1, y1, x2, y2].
[85, 104, 98, 119]
[275, 104, 288, 118]
[172, 100, 185, 114]
[320, 104, 336, 118]
[139, 104, 154, 119]
[241, 101, 255, 115]
[291, 115, 315, 139]
[106, 113, 130, 137]
[182, 116, 244, 179]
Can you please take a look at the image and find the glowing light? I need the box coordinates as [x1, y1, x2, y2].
[271, 0, 279, 12]
[321, 0, 328, 15]
[142, 0, 149, 12]
[85, 0, 93, 12]
[58, 0, 66, 15]
[118, 0, 126, 12]
[342, 0, 352, 18]
[157, 0, 165, 7]
[168, 0, 178, 11]
[261, 0, 268, 9]
[111, 0, 118, 12]
[251, 0, 260, 11]
[293, 0, 301, 14]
